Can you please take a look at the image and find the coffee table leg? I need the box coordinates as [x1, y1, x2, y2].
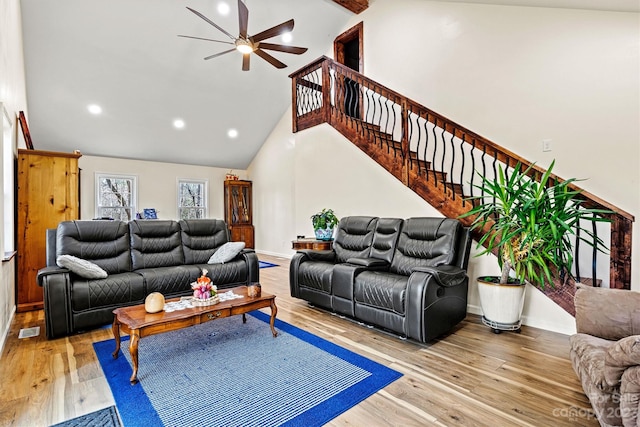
[112, 318, 121, 359]
[242, 313, 247, 324]
[270, 300, 278, 337]
[129, 330, 140, 385]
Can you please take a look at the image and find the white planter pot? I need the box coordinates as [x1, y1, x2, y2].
[477, 277, 526, 331]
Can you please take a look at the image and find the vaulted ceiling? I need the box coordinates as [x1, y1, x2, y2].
[20, 0, 354, 168]
[19, 0, 637, 168]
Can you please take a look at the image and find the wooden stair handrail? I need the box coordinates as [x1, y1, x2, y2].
[290, 56, 634, 291]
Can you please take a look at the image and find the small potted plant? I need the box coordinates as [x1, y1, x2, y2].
[460, 160, 610, 333]
[311, 208, 339, 241]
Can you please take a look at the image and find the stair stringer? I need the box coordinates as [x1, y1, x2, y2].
[329, 113, 580, 318]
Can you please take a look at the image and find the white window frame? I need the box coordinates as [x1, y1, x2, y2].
[177, 179, 208, 219]
[95, 173, 138, 220]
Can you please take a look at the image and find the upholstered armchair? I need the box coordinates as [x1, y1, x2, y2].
[570, 285, 640, 426]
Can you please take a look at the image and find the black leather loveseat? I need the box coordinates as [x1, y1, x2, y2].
[290, 216, 471, 343]
[37, 219, 259, 339]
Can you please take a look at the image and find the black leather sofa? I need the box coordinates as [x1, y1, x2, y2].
[290, 216, 471, 343]
[37, 219, 259, 339]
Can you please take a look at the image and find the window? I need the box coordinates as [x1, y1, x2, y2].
[96, 173, 137, 220]
[178, 179, 207, 219]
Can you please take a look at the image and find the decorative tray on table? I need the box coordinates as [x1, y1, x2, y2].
[190, 295, 220, 307]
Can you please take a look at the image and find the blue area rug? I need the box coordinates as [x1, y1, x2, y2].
[94, 311, 401, 427]
[50, 406, 120, 427]
[258, 260, 279, 268]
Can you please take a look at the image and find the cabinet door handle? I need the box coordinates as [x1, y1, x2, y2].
[207, 311, 222, 320]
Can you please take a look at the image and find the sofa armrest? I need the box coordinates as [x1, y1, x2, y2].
[405, 267, 469, 342]
[37, 266, 69, 286]
[240, 249, 259, 283]
[575, 285, 640, 340]
[297, 249, 335, 263]
[37, 268, 73, 339]
[620, 366, 640, 426]
[346, 257, 389, 269]
[605, 335, 640, 387]
[412, 265, 467, 287]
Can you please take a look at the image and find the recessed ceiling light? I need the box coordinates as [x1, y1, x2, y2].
[173, 119, 185, 129]
[281, 32, 292, 43]
[227, 128, 238, 138]
[217, 2, 230, 15]
[87, 104, 102, 115]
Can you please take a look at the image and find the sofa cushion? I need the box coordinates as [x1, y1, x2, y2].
[390, 218, 462, 276]
[370, 218, 403, 264]
[137, 265, 201, 296]
[180, 219, 230, 264]
[192, 260, 248, 288]
[129, 220, 185, 269]
[604, 335, 640, 387]
[333, 216, 378, 263]
[575, 285, 640, 341]
[354, 270, 407, 315]
[56, 220, 132, 274]
[208, 242, 245, 264]
[57, 254, 108, 279]
[298, 261, 334, 294]
[71, 272, 145, 312]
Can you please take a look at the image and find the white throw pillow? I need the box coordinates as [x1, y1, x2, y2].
[208, 242, 245, 264]
[56, 254, 108, 279]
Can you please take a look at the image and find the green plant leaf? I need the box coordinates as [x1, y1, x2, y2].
[460, 160, 613, 288]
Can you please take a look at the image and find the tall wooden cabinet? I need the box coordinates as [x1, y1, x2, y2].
[223, 180, 254, 249]
[17, 149, 81, 312]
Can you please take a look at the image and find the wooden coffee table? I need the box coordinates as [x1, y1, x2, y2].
[112, 285, 277, 384]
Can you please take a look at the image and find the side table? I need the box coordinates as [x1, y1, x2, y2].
[292, 238, 333, 251]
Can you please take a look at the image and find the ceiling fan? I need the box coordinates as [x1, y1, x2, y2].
[179, 0, 308, 71]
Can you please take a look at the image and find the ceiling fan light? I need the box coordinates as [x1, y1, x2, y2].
[236, 42, 253, 54]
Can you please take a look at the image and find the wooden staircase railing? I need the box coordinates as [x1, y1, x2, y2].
[289, 56, 634, 313]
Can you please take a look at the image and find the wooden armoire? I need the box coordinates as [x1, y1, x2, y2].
[223, 180, 254, 249]
[16, 149, 81, 312]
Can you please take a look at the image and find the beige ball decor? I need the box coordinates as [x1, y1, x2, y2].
[144, 292, 165, 313]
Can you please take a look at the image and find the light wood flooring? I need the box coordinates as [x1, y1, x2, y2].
[0, 254, 597, 426]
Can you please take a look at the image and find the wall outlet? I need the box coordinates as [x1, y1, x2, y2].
[542, 139, 552, 152]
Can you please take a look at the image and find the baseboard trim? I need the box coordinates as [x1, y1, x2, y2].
[255, 249, 292, 259]
[466, 303, 573, 336]
[0, 306, 16, 358]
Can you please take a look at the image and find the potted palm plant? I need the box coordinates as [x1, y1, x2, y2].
[311, 208, 339, 241]
[460, 160, 610, 333]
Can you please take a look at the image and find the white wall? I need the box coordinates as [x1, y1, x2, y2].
[248, 0, 639, 335]
[79, 155, 247, 221]
[0, 0, 28, 352]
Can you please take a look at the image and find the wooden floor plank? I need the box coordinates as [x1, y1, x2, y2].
[0, 254, 597, 426]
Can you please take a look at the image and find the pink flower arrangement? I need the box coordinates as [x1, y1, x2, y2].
[191, 269, 217, 300]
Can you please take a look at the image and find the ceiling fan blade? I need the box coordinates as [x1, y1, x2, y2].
[250, 19, 294, 43]
[238, 0, 249, 39]
[242, 53, 250, 71]
[257, 43, 308, 55]
[204, 48, 236, 60]
[178, 35, 234, 45]
[186, 7, 236, 41]
[254, 48, 287, 69]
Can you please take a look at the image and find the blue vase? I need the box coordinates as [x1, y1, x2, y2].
[314, 227, 334, 241]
